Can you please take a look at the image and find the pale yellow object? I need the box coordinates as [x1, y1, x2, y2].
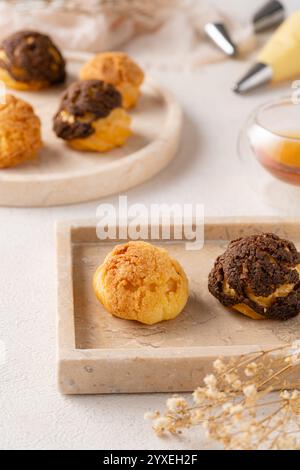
[80, 52, 144, 109]
[258, 11, 300, 83]
[93, 241, 189, 325]
[68, 108, 132, 152]
[0, 94, 42, 168]
[0, 52, 48, 91]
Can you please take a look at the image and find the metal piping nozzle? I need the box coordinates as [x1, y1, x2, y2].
[204, 22, 237, 57]
[233, 62, 273, 94]
[253, 0, 285, 33]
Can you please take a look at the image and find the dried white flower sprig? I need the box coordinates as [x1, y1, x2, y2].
[145, 342, 300, 450]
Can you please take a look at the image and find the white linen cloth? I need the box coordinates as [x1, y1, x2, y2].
[0, 0, 256, 68]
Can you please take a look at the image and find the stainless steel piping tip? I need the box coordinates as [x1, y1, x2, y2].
[253, 0, 285, 33]
[233, 63, 273, 94]
[204, 22, 237, 57]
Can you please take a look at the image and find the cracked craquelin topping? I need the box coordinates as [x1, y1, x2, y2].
[208, 233, 300, 320]
[53, 80, 122, 140]
[93, 241, 189, 325]
[0, 94, 42, 168]
[0, 30, 65, 84]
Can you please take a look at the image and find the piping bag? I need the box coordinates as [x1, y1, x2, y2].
[234, 11, 300, 93]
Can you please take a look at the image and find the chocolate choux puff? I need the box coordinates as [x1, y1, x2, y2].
[0, 30, 65, 91]
[53, 80, 131, 152]
[80, 52, 144, 109]
[93, 241, 189, 325]
[208, 233, 300, 321]
[0, 95, 42, 168]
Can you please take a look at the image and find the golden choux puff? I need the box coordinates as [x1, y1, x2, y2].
[93, 241, 189, 325]
[80, 52, 144, 109]
[0, 94, 42, 168]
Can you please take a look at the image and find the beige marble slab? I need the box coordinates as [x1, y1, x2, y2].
[0, 52, 182, 207]
[57, 217, 300, 394]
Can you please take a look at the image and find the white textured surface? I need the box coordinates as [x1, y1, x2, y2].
[1, 0, 300, 450]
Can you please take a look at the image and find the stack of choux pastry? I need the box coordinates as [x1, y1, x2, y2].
[0, 29, 144, 166]
[93, 241, 189, 325]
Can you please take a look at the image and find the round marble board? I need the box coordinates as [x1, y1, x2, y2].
[0, 51, 182, 207]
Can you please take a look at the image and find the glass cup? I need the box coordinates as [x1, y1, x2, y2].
[238, 97, 300, 212]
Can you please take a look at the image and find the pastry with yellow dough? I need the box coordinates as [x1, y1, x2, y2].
[0, 30, 65, 91]
[0, 94, 42, 168]
[53, 80, 131, 152]
[80, 52, 144, 109]
[93, 241, 189, 325]
[208, 233, 300, 321]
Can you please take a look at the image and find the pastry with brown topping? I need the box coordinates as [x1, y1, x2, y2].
[0, 30, 66, 91]
[93, 241, 189, 325]
[53, 79, 131, 152]
[80, 52, 144, 109]
[208, 233, 300, 321]
[0, 94, 42, 168]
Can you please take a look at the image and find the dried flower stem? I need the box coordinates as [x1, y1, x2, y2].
[145, 342, 300, 450]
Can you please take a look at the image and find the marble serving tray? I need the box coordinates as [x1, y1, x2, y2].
[57, 218, 300, 395]
[0, 52, 182, 207]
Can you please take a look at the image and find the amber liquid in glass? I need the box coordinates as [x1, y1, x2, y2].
[251, 131, 300, 186]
